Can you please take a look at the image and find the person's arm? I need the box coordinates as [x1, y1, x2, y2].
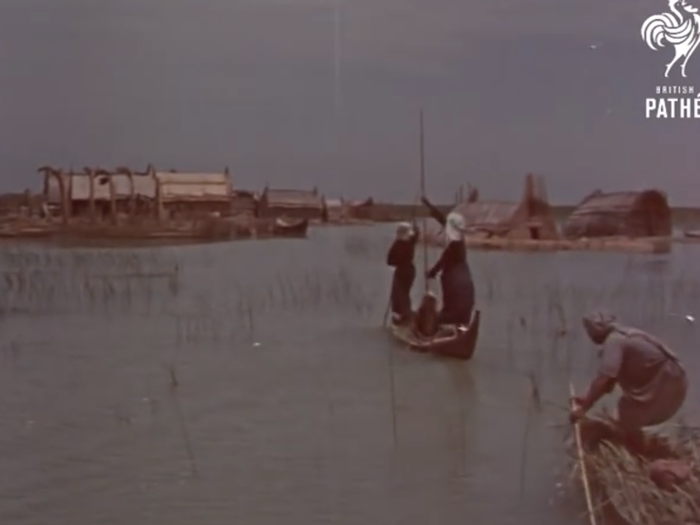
[574, 336, 623, 414]
[427, 246, 448, 277]
[421, 197, 446, 226]
[577, 375, 616, 412]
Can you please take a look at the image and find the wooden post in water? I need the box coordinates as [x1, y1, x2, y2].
[419, 110, 429, 293]
[570, 382, 597, 525]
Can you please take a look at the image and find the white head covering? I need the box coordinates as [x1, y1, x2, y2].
[445, 212, 466, 242]
[396, 222, 412, 240]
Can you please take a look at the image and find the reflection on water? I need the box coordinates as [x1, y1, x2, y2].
[0, 225, 698, 525]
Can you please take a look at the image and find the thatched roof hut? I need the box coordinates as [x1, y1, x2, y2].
[40, 165, 159, 221]
[347, 197, 374, 220]
[231, 190, 258, 215]
[41, 166, 157, 205]
[153, 169, 231, 203]
[322, 197, 349, 222]
[562, 189, 671, 238]
[452, 173, 558, 240]
[258, 187, 324, 220]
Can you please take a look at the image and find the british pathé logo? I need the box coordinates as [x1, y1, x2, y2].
[641, 0, 700, 117]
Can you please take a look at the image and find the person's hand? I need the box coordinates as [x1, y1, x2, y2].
[425, 270, 435, 280]
[571, 396, 586, 407]
[569, 405, 586, 424]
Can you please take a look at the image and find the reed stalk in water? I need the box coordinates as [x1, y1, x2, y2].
[166, 364, 198, 475]
[387, 343, 399, 448]
[518, 372, 541, 497]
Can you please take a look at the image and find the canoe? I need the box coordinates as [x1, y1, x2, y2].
[387, 309, 481, 360]
[272, 218, 309, 237]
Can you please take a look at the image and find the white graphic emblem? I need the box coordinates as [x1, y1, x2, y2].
[642, 0, 700, 77]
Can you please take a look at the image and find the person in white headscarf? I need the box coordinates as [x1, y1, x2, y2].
[386, 222, 420, 324]
[571, 311, 688, 431]
[424, 210, 475, 326]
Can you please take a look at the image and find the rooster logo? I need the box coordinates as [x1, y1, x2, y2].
[642, 0, 700, 77]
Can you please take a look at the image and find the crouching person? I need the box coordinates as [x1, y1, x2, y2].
[571, 311, 688, 437]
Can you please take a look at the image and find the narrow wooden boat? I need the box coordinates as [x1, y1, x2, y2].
[683, 229, 700, 239]
[387, 309, 481, 360]
[272, 217, 309, 237]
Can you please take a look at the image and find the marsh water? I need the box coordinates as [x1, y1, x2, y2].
[0, 224, 698, 525]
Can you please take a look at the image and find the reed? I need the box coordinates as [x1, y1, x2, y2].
[0, 246, 180, 316]
[568, 415, 700, 525]
[166, 364, 198, 476]
[387, 341, 399, 449]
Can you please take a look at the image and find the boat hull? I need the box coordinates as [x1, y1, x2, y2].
[387, 309, 481, 360]
[271, 218, 309, 237]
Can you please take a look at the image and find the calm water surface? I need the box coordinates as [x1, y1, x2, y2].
[0, 225, 698, 525]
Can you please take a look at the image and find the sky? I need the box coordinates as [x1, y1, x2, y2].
[0, 0, 699, 204]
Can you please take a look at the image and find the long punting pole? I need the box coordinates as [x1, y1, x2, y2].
[569, 382, 598, 525]
[419, 110, 428, 293]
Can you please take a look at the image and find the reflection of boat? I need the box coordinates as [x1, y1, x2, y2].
[271, 218, 309, 237]
[386, 309, 481, 360]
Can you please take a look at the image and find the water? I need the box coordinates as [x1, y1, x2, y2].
[0, 225, 698, 525]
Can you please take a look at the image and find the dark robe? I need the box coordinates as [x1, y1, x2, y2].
[428, 240, 475, 326]
[387, 230, 419, 321]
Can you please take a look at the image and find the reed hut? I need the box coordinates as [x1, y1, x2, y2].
[40, 166, 71, 222]
[257, 187, 324, 220]
[322, 197, 348, 223]
[153, 168, 232, 218]
[40, 165, 157, 222]
[68, 168, 115, 219]
[111, 166, 158, 217]
[562, 189, 671, 238]
[231, 190, 258, 216]
[452, 173, 559, 240]
[348, 197, 375, 220]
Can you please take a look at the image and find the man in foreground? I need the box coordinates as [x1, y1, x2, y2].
[570, 311, 688, 432]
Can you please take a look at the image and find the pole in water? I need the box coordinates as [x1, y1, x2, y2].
[388, 344, 399, 448]
[419, 110, 428, 293]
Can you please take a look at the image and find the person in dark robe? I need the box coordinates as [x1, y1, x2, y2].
[421, 199, 475, 326]
[386, 222, 419, 324]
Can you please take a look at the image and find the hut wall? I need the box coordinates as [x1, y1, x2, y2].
[258, 189, 324, 220]
[231, 192, 258, 215]
[154, 171, 232, 218]
[323, 199, 348, 222]
[260, 205, 322, 220]
[454, 201, 520, 238]
[45, 175, 63, 206]
[562, 190, 671, 238]
[508, 200, 559, 240]
[348, 198, 374, 220]
[453, 195, 558, 240]
[162, 200, 231, 218]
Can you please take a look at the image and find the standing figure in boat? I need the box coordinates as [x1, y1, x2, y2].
[386, 222, 419, 325]
[423, 207, 475, 326]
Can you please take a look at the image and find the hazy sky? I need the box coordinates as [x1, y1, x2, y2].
[1, 0, 699, 204]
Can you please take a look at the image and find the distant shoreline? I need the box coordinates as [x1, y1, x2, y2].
[369, 203, 700, 225]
